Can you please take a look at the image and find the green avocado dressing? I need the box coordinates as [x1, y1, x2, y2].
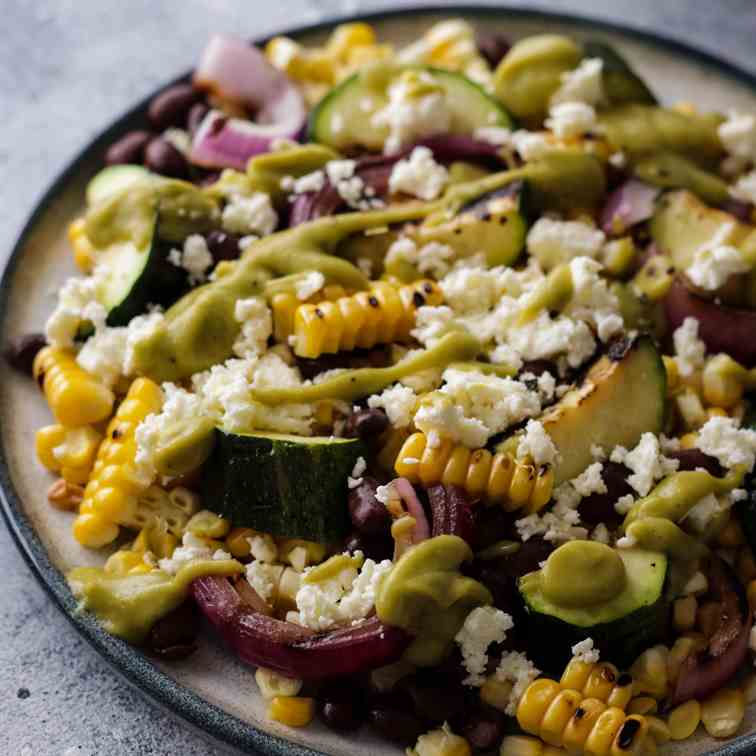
[67, 559, 243, 644]
[375, 535, 491, 666]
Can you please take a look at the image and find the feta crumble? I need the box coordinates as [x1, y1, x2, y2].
[389, 146, 449, 200]
[386, 238, 455, 279]
[673, 317, 706, 377]
[526, 218, 606, 269]
[367, 384, 418, 428]
[551, 58, 605, 108]
[572, 462, 607, 498]
[455, 606, 514, 686]
[282, 170, 326, 194]
[545, 102, 597, 139]
[610, 433, 679, 497]
[493, 651, 541, 715]
[375, 482, 398, 505]
[221, 192, 278, 236]
[718, 111, 756, 163]
[295, 271, 326, 301]
[511, 130, 552, 161]
[232, 297, 272, 358]
[731, 171, 756, 205]
[517, 420, 558, 466]
[158, 532, 233, 575]
[516, 482, 587, 543]
[696, 416, 756, 471]
[348, 456, 367, 489]
[687, 245, 749, 291]
[45, 269, 108, 348]
[571, 637, 600, 664]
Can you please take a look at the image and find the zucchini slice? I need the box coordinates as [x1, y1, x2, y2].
[308, 65, 513, 152]
[86, 164, 150, 206]
[203, 430, 366, 543]
[500, 334, 666, 486]
[519, 548, 669, 670]
[97, 220, 189, 327]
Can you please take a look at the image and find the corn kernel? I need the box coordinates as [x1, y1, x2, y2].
[499, 735, 544, 756]
[268, 696, 315, 727]
[628, 697, 657, 715]
[480, 677, 514, 713]
[668, 700, 701, 740]
[701, 688, 745, 739]
[673, 596, 697, 633]
[255, 668, 303, 700]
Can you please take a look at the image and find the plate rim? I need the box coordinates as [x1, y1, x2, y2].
[1, 5, 755, 755]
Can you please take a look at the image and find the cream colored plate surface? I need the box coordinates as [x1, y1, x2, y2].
[2, 9, 755, 756]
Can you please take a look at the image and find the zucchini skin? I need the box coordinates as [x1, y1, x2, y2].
[519, 589, 671, 673]
[202, 429, 366, 543]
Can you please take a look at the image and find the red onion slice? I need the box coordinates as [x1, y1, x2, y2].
[393, 477, 431, 543]
[191, 576, 411, 680]
[190, 34, 306, 169]
[428, 484, 475, 544]
[600, 179, 660, 235]
[664, 276, 756, 367]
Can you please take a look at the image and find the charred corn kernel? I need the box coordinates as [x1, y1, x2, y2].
[68, 217, 96, 273]
[673, 596, 697, 632]
[701, 688, 745, 738]
[560, 659, 594, 691]
[187, 509, 230, 539]
[36, 423, 102, 485]
[583, 707, 627, 755]
[628, 697, 657, 716]
[679, 432, 698, 450]
[46, 478, 84, 511]
[662, 357, 679, 395]
[33, 347, 114, 427]
[255, 668, 302, 700]
[717, 518, 745, 547]
[517, 678, 562, 735]
[562, 697, 607, 753]
[72, 378, 164, 547]
[675, 389, 707, 430]
[271, 293, 300, 343]
[629, 647, 668, 700]
[268, 696, 315, 727]
[644, 717, 670, 744]
[560, 660, 634, 710]
[610, 714, 649, 755]
[499, 735, 545, 756]
[668, 700, 701, 740]
[226, 527, 256, 558]
[480, 677, 514, 713]
[410, 725, 472, 756]
[667, 636, 700, 685]
[395, 432, 553, 510]
[541, 689, 584, 746]
[292, 280, 442, 358]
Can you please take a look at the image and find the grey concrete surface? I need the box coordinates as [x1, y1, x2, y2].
[1, 1, 755, 755]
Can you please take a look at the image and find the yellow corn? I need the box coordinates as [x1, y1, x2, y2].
[701, 688, 745, 739]
[104, 548, 153, 576]
[662, 356, 679, 396]
[672, 596, 698, 633]
[645, 716, 671, 744]
[292, 280, 442, 358]
[629, 646, 668, 700]
[410, 725, 472, 756]
[395, 432, 554, 512]
[268, 696, 315, 727]
[481, 677, 514, 713]
[627, 697, 657, 716]
[33, 346, 114, 427]
[668, 700, 701, 740]
[499, 735, 546, 756]
[667, 636, 700, 686]
[72, 378, 163, 547]
[560, 659, 634, 710]
[702, 354, 751, 409]
[68, 218, 96, 273]
[517, 674, 648, 755]
[675, 389, 708, 430]
[327, 22, 376, 60]
[132, 520, 178, 560]
[255, 668, 303, 700]
[36, 423, 103, 484]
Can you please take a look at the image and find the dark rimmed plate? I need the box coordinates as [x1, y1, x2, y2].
[2, 7, 756, 755]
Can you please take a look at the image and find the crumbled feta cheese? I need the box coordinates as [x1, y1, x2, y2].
[389, 146, 449, 200]
[516, 482, 587, 543]
[438, 265, 506, 313]
[376, 482, 398, 505]
[474, 126, 512, 146]
[414, 393, 489, 449]
[697, 416, 756, 471]
[294, 556, 393, 631]
[158, 532, 234, 575]
[591, 444, 607, 461]
[232, 297, 271, 359]
[283, 170, 326, 194]
[76, 326, 128, 388]
[572, 462, 607, 498]
[295, 271, 325, 301]
[731, 171, 756, 205]
[248, 533, 278, 564]
[545, 102, 597, 139]
[493, 651, 541, 715]
[673, 317, 706, 377]
[687, 245, 749, 291]
[455, 607, 514, 686]
[614, 494, 636, 516]
[551, 58, 605, 107]
[682, 571, 709, 596]
[511, 130, 552, 162]
[246, 560, 282, 602]
[372, 70, 452, 153]
[718, 111, 756, 163]
[326, 159, 357, 184]
[517, 420, 558, 466]
[536, 371, 557, 402]
[565, 257, 623, 342]
[571, 637, 600, 664]
[386, 238, 456, 279]
[591, 523, 611, 544]
[610, 433, 678, 497]
[348, 456, 367, 489]
[45, 269, 107, 348]
[411, 305, 455, 346]
[507, 311, 597, 369]
[616, 535, 637, 549]
[222, 192, 278, 236]
[367, 384, 418, 428]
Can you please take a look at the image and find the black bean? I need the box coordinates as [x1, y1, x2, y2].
[668, 448, 725, 477]
[344, 531, 393, 563]
[187, 102, 210, 135]
[144, 137, 188, 178]
[148, 84, 201, 129]
[205, 229, 241, 262]
[105, 130, 152, 165]
[461, 714, 505, 750]
[4, 332, 46, 375]
[343, 408, 390, 441]
[367, 706, 426, 746]
[475, 31, 510, 68]
[578, 461, 633, 528]
[319, 700, 362, 731]
[147, 601, 198, 659]
[349, 477, 391, 535]
[402, 676, 466, 723]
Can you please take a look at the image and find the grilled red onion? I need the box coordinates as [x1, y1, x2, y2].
[600, 179, 660, 235]
[191, 576, 410, 680]
[393, 478, 431, 544]
[190, 34, 306, 169]
[428, 484, 475, 544]
[665, 277, 756, 367]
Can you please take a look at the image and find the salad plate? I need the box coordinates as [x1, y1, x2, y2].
[3, 6, 756, 756]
